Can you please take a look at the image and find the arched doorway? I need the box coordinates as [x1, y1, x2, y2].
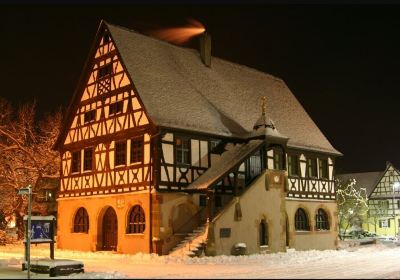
[259, 219, 268, 246]
[102, 207, 118, 251]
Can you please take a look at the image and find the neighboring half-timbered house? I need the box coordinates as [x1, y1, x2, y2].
[338, 162, 400, 237]
[54, 20, 342, 255]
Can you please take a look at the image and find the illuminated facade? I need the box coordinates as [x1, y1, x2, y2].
[338, 162, 400, 237]
[54, 21, 342, 255]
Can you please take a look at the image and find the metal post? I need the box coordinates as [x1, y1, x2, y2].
[27, 185, 32, 280]
[19, 185, 32, 279]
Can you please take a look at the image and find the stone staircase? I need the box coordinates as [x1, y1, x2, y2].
[169, 224, 208, 257]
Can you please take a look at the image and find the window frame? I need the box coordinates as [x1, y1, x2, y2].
[84, 109, 96, 123]
[306, 157, 318, 178]
[287, 154, 300, 177]
[319, 158, 329, 179]
[71, 151, 81, 174]
[109, 101, 123, 116]
[175, 137, 191, 166]
[73, 207, 89, 233]
[127, 205, 145, 234]
[97, 63, 113, 80]
[115, 141, 127, 166]
[83, 148, 94, 172]
[273, 149, 284, 170]
[130, 136, 144, 164]
[295, 208, 310, 231]
[315, 208, 330, 230]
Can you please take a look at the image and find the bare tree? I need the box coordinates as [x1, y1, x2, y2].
[336, 178, 369, 240]
[0, 98, 61, 238]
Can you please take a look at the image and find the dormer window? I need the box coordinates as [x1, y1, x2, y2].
[109, 101, 123, 116]
[176, 137, 190, 165]
[84, 110, 96, 123]
[97, 63, 112, 79]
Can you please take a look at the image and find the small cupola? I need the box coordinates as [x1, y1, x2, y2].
[252, 97, 288, 145]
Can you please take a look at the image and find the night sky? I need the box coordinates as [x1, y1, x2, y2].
[1, 3, 399, 173]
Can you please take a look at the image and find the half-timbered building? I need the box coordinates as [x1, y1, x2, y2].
[338, 162, 400, 237]
[54, 20, 342, 255]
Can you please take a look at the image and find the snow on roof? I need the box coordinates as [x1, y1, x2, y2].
[187, 140, 265, 190]
[336, 171, 383, 197]
[106, 22, 341, 155]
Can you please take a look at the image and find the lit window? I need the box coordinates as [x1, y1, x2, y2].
[45, 190, 55, 202]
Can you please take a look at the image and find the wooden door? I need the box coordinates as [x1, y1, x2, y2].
[102, 207, 118, 251]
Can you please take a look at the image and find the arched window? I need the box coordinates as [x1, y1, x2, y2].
[316, 208, 329, 230]
[259, 219, 269, 246]
[295, 208, 309, 231]
[74, 207, 89, 233]
[127, 205, 145, 234]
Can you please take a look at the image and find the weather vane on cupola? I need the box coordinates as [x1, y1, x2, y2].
[254, 96, 275, 130]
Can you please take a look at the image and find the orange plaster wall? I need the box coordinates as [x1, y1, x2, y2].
[57, 192, 151, 254]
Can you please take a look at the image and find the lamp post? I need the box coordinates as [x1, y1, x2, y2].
[393, 182, 399, 238]
[18, 185, 32, 280]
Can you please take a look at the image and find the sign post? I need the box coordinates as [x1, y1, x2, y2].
[18, 185, 32, 280]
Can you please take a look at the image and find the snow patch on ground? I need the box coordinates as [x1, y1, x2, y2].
[1, 242, 400, 278]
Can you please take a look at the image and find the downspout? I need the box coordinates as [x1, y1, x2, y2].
[149, 128, 161, 254]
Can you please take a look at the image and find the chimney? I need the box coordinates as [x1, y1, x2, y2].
[200, 32, 211, 67]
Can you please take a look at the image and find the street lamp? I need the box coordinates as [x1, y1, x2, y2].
[18, 185, 32, 280]
[393, 182, 399, 238]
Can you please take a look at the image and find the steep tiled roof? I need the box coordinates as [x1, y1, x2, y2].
[107, 22, 341, 155]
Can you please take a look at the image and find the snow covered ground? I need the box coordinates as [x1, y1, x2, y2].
[1, 242, 400, 279]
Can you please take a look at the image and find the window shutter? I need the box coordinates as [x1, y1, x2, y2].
[379, 220, 382, 228]
[388, 219, 391, 228]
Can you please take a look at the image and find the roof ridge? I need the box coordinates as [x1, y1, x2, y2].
[105, 21, 282, 83]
